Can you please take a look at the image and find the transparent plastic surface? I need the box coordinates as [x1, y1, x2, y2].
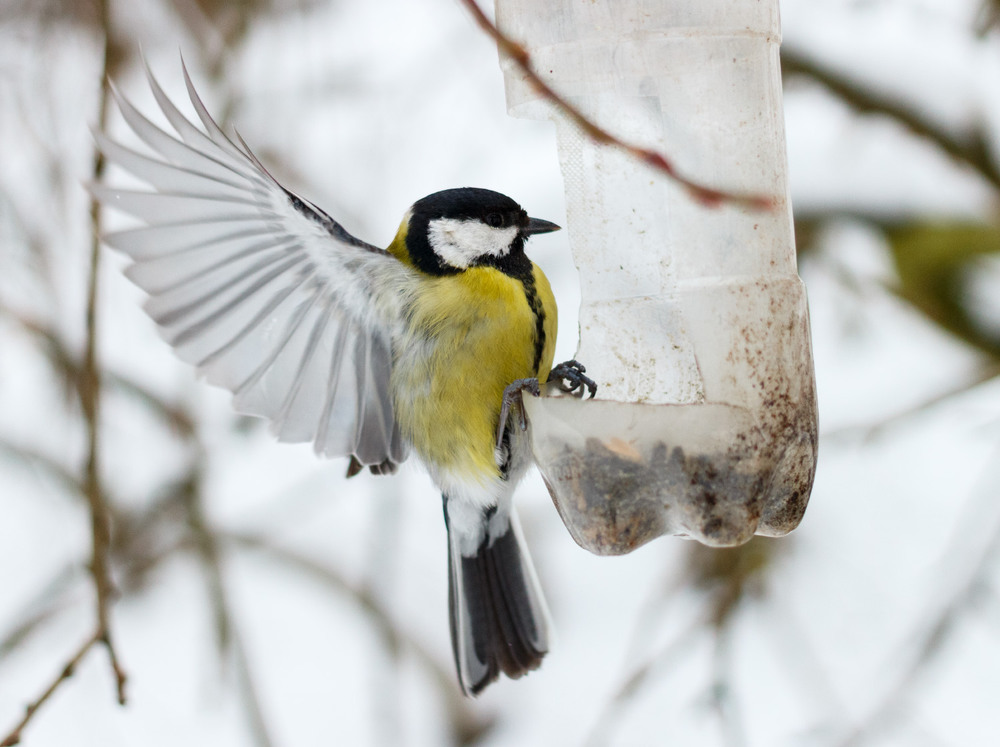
[497, 0, 818, 553]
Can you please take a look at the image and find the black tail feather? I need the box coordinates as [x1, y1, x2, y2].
[445, 502, 549, 695]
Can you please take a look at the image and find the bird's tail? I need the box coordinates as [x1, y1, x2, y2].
[443, 497, 551, 695]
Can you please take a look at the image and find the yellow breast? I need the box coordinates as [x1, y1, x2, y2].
[392, 264, 557, 479]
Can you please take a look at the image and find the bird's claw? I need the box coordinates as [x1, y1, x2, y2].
[548, 359, 597, 399]
[497, 377, 541, 450]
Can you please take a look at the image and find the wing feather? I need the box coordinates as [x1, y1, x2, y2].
[95, 60, 412, 470]
[90, 184, 263, 224]
[94, 132, 248, 196]
[180, 60, 261, 165]
[111, 84, 263, 187]
[351, 334, 376, 462]
[274, 297, 336, 441]
[105, 222, 264, 260]
[364, 336, 395, 461]
[315, 321, 352, 457]
[124, 233, 298, 295]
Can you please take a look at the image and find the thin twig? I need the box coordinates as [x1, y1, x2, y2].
[0, 630, 103, 747]
[80, 0, 127, 706]
[459, 0, 775, 211]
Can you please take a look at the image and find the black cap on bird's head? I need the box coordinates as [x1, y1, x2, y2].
[405, 187, 560, 277]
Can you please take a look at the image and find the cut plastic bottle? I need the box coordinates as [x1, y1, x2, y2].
[496, 0, 818, 554]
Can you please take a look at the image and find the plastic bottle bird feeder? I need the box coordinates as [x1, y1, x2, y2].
[496, 0, 818, 554]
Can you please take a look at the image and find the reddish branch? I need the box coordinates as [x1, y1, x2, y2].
[459, 0, 775, 211]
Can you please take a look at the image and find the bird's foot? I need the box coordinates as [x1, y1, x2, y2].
[496, 378, 541, 450]
[548, 359, 597, 399]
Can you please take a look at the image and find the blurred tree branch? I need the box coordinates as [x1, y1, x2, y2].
[585, 617, 705, 747]
[588, 540, 777, 747]
[710, 622, 747, 747]
[835, 448, 1000, 747]
[781, 48, 1000, 191]
[785, 45, 1000, 413]
[0, 566, 81, 663]
[824, 360, 1000, 442]
[165, 0, 325, 76]
[224, 530, 494, 746]
[0, 304, 197, 439]
[79, 0, 128, 707]
[0, 438, 83, 498]
[177, 455, 277, 747]
[2, 1, 127, 742]
[976, 0, 1000, 36]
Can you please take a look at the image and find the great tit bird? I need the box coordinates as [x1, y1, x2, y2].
[92, 62, 595, 695]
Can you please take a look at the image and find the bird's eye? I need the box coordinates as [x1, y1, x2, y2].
[485, 212, 504, 228]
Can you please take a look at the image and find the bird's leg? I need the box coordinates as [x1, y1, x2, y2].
[496, 378, 541, 451]
[548, 359, 598, 399]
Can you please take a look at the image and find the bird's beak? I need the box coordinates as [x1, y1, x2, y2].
[523, 217, 561, 236]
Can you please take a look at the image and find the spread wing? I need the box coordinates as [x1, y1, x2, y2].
[92, 60, 411, 472]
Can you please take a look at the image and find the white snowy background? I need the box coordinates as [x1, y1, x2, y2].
[2, 0, 1000, 745]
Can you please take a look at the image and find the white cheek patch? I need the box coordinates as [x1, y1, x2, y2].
[427, 218, 520, 269]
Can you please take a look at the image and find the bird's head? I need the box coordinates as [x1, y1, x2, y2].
[398, 187, 560, 276]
